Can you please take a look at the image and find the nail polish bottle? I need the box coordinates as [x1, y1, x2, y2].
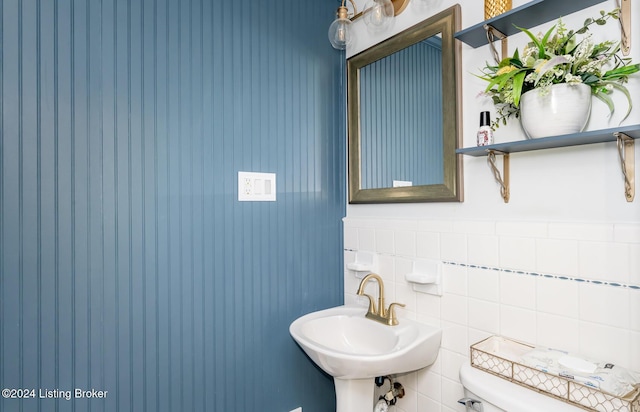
[477, 111, 493, 146]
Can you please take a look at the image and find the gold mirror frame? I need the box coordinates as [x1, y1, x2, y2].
[347, 5, 463, 203]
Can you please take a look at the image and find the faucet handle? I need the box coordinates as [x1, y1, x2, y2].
[386, 302, 406, 326]
[359, 293, 377, 315]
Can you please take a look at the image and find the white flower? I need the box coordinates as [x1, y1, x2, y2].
[565, 73, 583, 83]
[574, 35, 594, 62]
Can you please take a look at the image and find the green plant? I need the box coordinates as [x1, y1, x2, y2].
[478, 9, 640, 130]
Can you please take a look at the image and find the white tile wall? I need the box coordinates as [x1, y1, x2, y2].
[343, 217, 640, 412]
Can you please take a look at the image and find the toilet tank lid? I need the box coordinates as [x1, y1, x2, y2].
[459, 362, 582, 412]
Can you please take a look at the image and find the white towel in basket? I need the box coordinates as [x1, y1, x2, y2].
[520, 347, 640, 398]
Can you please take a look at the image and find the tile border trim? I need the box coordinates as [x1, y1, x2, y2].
[443, 261, 640, 290]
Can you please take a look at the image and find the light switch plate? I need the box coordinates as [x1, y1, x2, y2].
[238, 171, 276, 201]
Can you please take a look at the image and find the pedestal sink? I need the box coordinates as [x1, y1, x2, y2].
[289, 305, 442, 412]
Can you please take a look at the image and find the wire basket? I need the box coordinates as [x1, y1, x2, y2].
[484, 0, 512, 19]
[470, 336, 640, 412]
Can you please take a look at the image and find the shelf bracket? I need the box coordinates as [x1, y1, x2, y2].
[484, 24, 507, 64]
[487, 150, 510, 203]
[615, 132, 635, 202]
[619, 0, 631, 56]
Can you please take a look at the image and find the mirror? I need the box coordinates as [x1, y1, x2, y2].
[347, 5, 463, 203]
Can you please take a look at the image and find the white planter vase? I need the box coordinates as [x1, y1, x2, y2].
[520, 83, 592, 139]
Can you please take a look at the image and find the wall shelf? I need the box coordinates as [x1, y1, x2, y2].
[457, 125, 640, 157]
[456, 125, 640, 203]
[454, 0, 606, 49]
[454, 0, 636, 202]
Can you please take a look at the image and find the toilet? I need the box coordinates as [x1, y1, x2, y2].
[459, 361, 582, 411]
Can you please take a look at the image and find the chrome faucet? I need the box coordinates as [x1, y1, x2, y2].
[356, 273, 406, 326]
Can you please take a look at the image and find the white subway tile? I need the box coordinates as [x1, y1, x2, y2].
[440, 378, 465, 412]
[496, 221, 547, 238]
[630, 244, 640, 286]
[536, 277, 580, 318]
[396, 230, 417, 257]
[614, 224, 640, 243]
[344, 226, 358, 250]
[344, 293, 359, 306]
[536, 238, 579, 276]
[343, 217, 371, 228]
[579, 283, 630, 329]
[453, 220, 495, 235]
[441, 293, 468, 325]
[631, 331, 640, 372]
[396, 282, 417, 313]
[351, 218, 379, 229]
[374, 218, 419, 231]
[578, 241, 629, 283]
[500, 272, 536, 309]
[579, 322, 631, 369]
[468, 298, 500, 334]
[499, 237, 536, 271]
[397, 386, 418, 412]
[378, 254, 396, 279]
[548, 222, 613, 241]
[358, 227, 376, 251]
[467, 267, 500, 302]
[375, 229, 395, 254]
[467, 234, 499, 267]
[536, 313, 580, 353]
[383, 281, 397, 303]
[440, 349, 466, 382]
[417, 394, 442, 412]
[344, 271, 362, 295]
[417, 231, 440, 260]
[500, 306, 537, 343]
[443, 264, 467, 296]
[631, 292, 640, 332]
[429, 349, 443, 375]
[441, 321, 469, 355]
[441, 233, 467, 262]
[417, 369, 442, 403]
[418, 220, 454, 233]
[416, 292, 441, 321]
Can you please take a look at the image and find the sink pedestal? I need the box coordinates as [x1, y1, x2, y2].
[334, 378, 374, 412]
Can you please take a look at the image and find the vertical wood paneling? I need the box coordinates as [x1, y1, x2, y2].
[0, 0, 345, 411]
[360, 38, 443, 189]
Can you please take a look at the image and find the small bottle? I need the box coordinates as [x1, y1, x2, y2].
[477, 111, 493, 146]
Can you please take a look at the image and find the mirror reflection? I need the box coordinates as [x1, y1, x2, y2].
[359, 35, 443, 189]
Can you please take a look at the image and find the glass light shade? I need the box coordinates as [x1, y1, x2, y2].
[328, 17, 355, 50]
[362, 0, 394, 33]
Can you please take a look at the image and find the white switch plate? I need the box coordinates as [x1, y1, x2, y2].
[289, 408, 302, 412]
[393, 180, 413, 187]
[238, 171, 276, 201]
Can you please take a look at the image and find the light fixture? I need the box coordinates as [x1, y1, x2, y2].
[362, 0, 395, 33]
[328, 0, 357, 50]
[328, 0, 411, 50]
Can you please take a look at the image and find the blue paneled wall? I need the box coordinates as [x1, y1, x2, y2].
[0, 0, 345, 411]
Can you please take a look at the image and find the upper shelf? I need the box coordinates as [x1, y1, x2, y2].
[457, 124, 640, 157]
[454, 0, 606, 48]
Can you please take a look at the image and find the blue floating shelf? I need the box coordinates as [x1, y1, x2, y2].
[457, 124, 640, 157]
[455, 0, 607, 48]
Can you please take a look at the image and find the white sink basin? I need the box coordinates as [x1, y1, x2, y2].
[289, 305, 442, 379]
